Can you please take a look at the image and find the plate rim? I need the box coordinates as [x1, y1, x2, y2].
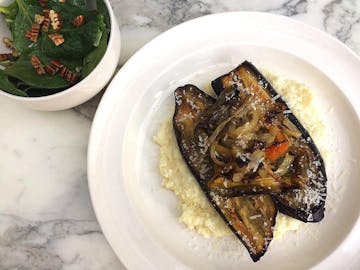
[88, 11, 360, 270]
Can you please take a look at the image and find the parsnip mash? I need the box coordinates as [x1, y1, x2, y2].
[154, 71, 327, 239]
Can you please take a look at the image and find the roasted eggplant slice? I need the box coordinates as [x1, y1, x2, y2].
[211, 194, 276, 262]
[211, 61, 327, 222]
[173, 84, 277, 262]
[173, 84, 216, 183]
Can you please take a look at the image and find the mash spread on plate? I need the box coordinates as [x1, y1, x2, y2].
[154, 66, 327, 260]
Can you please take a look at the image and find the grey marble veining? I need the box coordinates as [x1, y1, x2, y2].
[114, 0, 360, 63]
[323, 0, 360, 53]
[115, 0, 306, 30]
[1, 1, 359, 269]
[0, 215, 120, 270]
[268, 0, 308, 16]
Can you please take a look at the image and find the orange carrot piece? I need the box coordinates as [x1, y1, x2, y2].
[265, 140, 289, 163]
[275, 131, 286, 142]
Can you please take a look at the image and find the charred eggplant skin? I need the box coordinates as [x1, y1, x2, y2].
[212, 194, 276, 262]
[172, 84, 216, 183]
[211, 61, 327, 223]
[272, 196, 325, 222]
[173, 84, 277, 262]
[211, 76, 225, 95]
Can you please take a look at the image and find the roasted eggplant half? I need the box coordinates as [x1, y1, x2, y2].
[173, 84, 277, 262]
[211, 61, 327, 222]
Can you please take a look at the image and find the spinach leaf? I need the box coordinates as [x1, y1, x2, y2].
[41, 20, 100, 58]
[26, 87, 67, 97]
[0, 69, 28, 97]
[48, 1, 96, 28]
[82, 28, 108, 78]
[4, 47, 71, 89]
[12, 0, 42, 52]
[67, 0, 86, 8]
[82, 2, 110, 79]
[14, 79, 67, 97]
[96, 0, 110, 28]
[15, 0, 32, 23]
[0, 1, 18, 16]
[12, 11, 32, 51]
[19, 0, 42, 8]
[0, 1, 18, 32]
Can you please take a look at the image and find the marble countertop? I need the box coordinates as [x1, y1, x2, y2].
[1, 0, 359, 269]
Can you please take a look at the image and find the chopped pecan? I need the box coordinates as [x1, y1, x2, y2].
[72, 15, 85, 27]
[35, 14, 45, 25]
[75, 66, 82, 73]
[2, 37, 14, 49]
[30, 55, 46, 75]
[45, 65, 57, 75]
[59, 66, 68, 77]
[50, 60, 63, 69]
[39, 0, 47, 7]
[48, 33, 64, 46]
[0, 53, 12, 61]
[25, 24, 41, 42]
[59, 66, 78, 84]
[43, 9, 50, 17]
[2, 38, 19, 58]
[45, 60, 63, 75]
[65, 71, 73, 82]
[68, 73, 78, 84]
[12, 49, 20, 58]
[42, 17, 50, 32]
[49, 10, 62, 31]
[25, 31, 33, 41]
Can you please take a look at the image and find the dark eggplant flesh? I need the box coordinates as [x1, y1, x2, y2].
[184, 76, 309, 197]
[173, 84, 277, 262]
[173, 84, 216, 183]
[191, 82, 304, 197]
[211, 61, 327, 222]
[212, 194, 276, 262]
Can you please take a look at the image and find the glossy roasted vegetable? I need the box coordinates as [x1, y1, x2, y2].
[211, 61, 327, 222]
[173, 84, 277, 262]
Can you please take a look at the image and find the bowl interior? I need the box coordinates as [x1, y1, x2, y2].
[0, 0, 100, 51]
[0, 0, 116, 103]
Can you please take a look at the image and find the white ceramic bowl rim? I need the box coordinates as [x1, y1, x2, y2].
[0, 0, 116, 101]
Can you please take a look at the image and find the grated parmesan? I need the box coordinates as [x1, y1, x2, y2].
[154, 70, 329, 240]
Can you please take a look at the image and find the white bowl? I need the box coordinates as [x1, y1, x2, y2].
[0, 0, 120, 111]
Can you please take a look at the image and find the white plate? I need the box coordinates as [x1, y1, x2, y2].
[88, 12, 360, 270]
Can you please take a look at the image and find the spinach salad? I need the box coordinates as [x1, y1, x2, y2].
[0, 0, 110, 97]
